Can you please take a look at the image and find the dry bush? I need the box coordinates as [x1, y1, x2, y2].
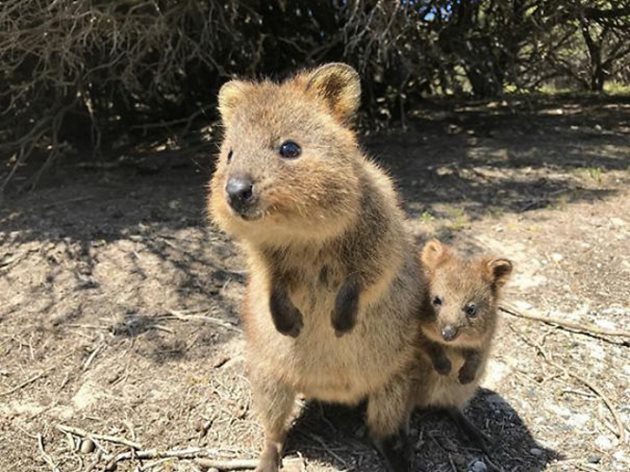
[1, 1, 628, 195]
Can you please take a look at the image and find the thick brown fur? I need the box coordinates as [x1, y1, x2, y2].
[209, 63, 424, 472]
[413, 239, 512, 448]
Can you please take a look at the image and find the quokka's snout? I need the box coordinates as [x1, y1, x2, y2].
[224, 173, 257, 219]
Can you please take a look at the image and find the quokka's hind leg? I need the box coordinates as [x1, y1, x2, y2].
[250, 374, 297, 472]
[366, 374, 417, 472]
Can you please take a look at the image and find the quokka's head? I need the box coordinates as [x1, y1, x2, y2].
[419, 239, 513, 347]
[208, 63, 364, 245]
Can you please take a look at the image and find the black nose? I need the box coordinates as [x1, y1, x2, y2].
[441, 325, 458, 342]
[226, 176, 254, 212]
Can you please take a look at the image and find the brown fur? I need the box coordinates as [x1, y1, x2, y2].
[414, 239, 513, 410]
[208, 63, 423, 472]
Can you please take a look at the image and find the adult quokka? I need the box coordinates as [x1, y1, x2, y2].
[209, 63, 424, 472]
[415, 239, 513, 450]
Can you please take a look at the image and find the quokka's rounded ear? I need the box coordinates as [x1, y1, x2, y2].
[217, 80, 251, 124]
[421, 239, 447, 270]
[485, 258, 513, 287]
[303, 63, 361, 123]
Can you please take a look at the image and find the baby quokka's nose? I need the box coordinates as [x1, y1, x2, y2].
[441, 325, 459, 342]
[226, 175, 254, 213]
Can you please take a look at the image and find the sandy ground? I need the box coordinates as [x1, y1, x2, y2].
[1, 96, 628, 472]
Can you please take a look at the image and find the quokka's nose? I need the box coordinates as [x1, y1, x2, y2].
[441, 325, 458, 342]
[226, 176, 254, 212]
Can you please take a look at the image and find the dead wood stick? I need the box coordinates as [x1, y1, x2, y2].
[104, 447, 256, 470]
[499, 305, 629, 339]
[195, 458, 258, 470]
[548, 358, 626, 443]
[57, 424, 142, 450]
[166, 309, 241, 332]
[512, 325, 626, 442]
[37, 433, 61, 472]
[0, 368, 53, 397]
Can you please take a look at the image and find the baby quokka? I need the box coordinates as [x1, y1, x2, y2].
[415, 239, 513, 449]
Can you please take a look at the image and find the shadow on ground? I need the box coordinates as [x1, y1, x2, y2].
[286, 388, 559, 472]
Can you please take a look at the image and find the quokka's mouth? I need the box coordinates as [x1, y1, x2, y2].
[229, 205, 264, 221]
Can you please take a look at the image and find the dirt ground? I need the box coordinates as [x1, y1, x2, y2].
[1, 96, 628, 472]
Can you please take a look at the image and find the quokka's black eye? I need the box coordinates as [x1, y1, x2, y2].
[279, 140, 302, 159]
[464, 303, 477, 317]
[227, 149, 233, 163]
[432, 296, 443, 306]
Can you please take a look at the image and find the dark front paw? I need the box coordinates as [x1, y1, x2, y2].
[458, 366, 476, 384]
[434, 356, 452, 376]
[276, 313, 303, 338]
[270, 287, 304, 338]
[377, 430, 415, 472]
[332, 316, 356, 337]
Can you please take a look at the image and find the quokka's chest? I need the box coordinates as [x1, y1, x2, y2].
[281, 260, 349, 313]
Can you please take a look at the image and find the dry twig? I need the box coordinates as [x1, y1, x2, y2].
[57, 424, 142, 450]
[195, 458, 258, 470]
[166, 309, 241, 333]
[500, 304, 629, 344]
[37, 433, 61, 472]
[103, 446, 257, 471]
[512, 324, 627, 442]
[0, 367, 54, 397]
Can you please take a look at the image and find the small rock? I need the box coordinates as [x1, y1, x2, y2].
[80, 438, 95, 454]
[469, 460, 487, 472]
[595, 435, 613, 450]
[530, 447, 543, 457]
[551, 253, 563, 262]
[588, 455, 601, 464]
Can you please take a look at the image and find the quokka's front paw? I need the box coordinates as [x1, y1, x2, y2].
[270, 287, 304, 338]
[280, 315, 303, 338]
[332, 316, 356, 337]
[433, 357, 452, 375]
[458, 367, 476, 384]
[273, 310, 303, 338]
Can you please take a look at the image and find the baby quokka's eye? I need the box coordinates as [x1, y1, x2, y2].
[279, 140, 302, 159]
[464, 303, 477, 317]
[432, 296, 443, 307]
[227, 149, 233, 163]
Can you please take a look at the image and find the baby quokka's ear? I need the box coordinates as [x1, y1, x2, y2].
[483, 258, 513, 289]
[217, 80, 252, 125]
[420, 239, 449, 271]
[303, 63, 361, 124]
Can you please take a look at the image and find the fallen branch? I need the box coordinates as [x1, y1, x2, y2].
[0, 367, 54, 397]
[499, 304, 629, 343]
[555, 361, 627, 443]
[57, 424, 142, 450]
[195, 458, 258, 470]
[104, 447, 256, 471]
[512, 324, 626, 442]
[37, 434, 61, 472]
[166, 309, 241, 333]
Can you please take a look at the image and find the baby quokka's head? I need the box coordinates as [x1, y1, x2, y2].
[420, 239, 513, 348]
[209, 63, 364, 245]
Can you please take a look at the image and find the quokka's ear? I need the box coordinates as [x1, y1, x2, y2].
[421, 239, 448, 271]
[484, 258, 513, 288]
[217, 80, 251, 125]
[303, 63, 361, 123]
